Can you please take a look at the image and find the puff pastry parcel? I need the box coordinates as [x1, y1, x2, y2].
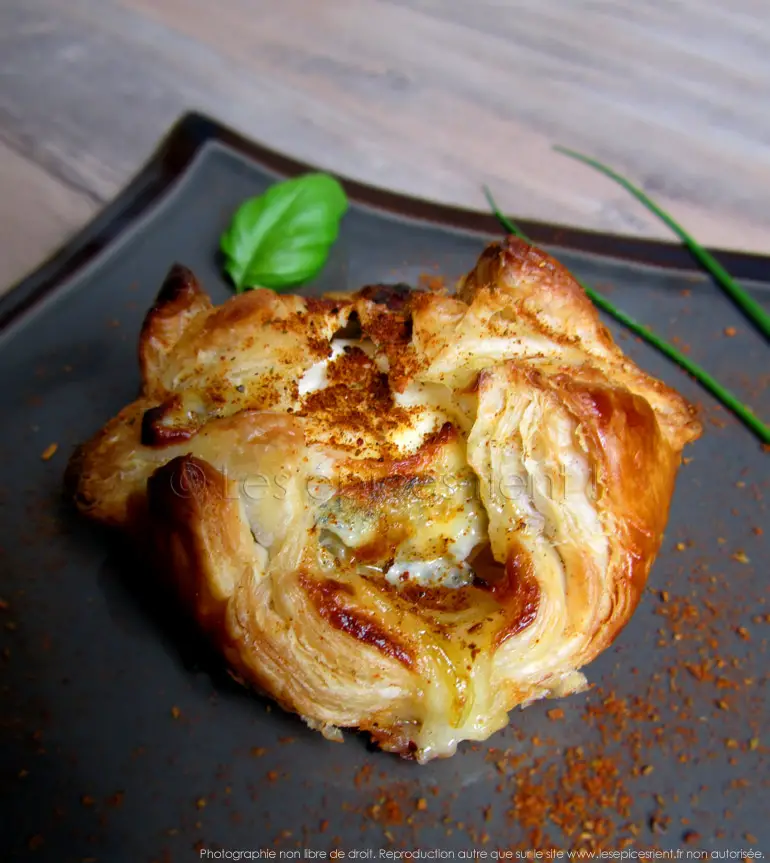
[68, 238, 701, 762]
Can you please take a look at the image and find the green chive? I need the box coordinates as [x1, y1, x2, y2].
[553, 145, 770, 341]
[482, 186, 770, 444]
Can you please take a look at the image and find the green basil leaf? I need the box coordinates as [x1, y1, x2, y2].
[220, 173, 348, 291]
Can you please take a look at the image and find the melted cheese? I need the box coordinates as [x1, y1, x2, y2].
[296, 337, 447, 458]
[384, 558, 474, 588]
[316, 462, 487, 589]
[297, 339, 371, 395]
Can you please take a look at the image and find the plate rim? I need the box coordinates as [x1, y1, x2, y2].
[1, 110, 768, 332]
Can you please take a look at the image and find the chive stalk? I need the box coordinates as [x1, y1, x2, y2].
[553, 145, 770, 341]
[482, 186, 770, 444]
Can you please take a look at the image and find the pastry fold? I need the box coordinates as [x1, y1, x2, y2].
[68, 239, 700, 761]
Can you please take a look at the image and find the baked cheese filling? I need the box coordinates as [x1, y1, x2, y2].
[316, 481, 488, 589]
[301, 338, 489, 590]
[297, 339, 373, 396]
[67, 248, 702, 764]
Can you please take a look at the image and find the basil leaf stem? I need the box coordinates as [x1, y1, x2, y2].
[482, 186, 770, 444]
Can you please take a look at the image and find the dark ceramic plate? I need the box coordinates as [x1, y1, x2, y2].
[1, 113, 768, 861]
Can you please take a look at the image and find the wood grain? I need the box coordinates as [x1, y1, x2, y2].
[0, 139, 95, 293]
[0, 0, 768, 294]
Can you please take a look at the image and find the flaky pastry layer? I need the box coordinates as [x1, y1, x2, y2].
[67, 238, 701, 761]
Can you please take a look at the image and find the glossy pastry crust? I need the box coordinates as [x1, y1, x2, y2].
[68, 238, 701, 762]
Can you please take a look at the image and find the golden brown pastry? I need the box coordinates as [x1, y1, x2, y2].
[68, 238, 701, 762]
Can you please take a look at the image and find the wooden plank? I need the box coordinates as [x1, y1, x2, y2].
[0, 0, 768, 263]
[121, 0, 770, 242]
[0, 139, 95, 294]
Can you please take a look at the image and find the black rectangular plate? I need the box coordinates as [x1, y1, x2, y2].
[1, 113, 768, 860]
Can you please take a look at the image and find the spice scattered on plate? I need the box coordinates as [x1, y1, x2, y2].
[418, 274, 446, 292]
[40, 443, 58, 461]
[731, 551, 750, 564]
[106, 791, 124, 808]
[724, 327, 737, 337]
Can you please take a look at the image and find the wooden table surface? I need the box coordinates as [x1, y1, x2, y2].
[1, 0, 769, 294]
